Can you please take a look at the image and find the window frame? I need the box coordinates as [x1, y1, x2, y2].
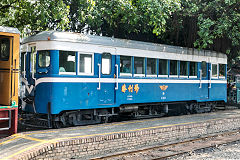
[59, 50, 77, 75]
[169, 60, 178, 78]
[146, 58, 157, 77]
[120, 55, 132, 77]
[188, 61, 199, 78]
[219, 64, 226, 79]
[179, 61, 188, 78]
[134, 56, 145, 77]
[211, 63, 218, 79]
[77, 51, 94, 76]
[158, 59, 168, 77]
[38, 50, 50, 68]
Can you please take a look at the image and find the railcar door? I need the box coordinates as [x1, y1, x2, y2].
[199, 61, 210, 100]
[98, 52, 116, 105]
[0, 36, 12, 105]
[23, 45, 36, 95]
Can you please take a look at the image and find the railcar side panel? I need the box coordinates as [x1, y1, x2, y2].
[33, 80, 226, 114]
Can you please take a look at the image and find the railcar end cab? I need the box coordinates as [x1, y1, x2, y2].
[0, 26, 20, 135]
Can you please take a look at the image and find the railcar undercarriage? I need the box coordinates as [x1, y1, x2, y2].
[19, 101, 225, 129]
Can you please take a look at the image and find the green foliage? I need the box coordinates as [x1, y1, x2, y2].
[65, 0, 180, 37]
[0, 0, 69, 33]
[193, 0, 240, 49]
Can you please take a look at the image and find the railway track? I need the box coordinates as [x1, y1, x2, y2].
[92, 130, 240, 160]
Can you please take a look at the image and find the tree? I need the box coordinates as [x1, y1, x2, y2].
[65, 0, 181, 41]
[163, 0, 240, 65]
[0, 0, 69, 34]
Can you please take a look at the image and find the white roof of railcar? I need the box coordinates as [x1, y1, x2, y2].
[0, 26, 20, 34]
[22, 31, 227, 60]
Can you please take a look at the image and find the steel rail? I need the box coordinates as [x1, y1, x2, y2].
[92, 129, 240, 160]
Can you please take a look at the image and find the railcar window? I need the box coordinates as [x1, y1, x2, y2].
[30, 46, 36, 74]
[38, 50, 50, 68]
[20, 52, 25, 75]
[159, 59, 168, 76]
[212, 64, 218, 78]
[120, 56, 132, 75]
[0, 38, 10, 61]
[79, 53, 92, 74]
[180, 61, 188, 76]
[170, 60, 178, 76]
[102, 53, 111, 75]
[147, 58, 157, 75]
[59, 51, 76, 73]
[202, 61, 207, 77]
[219, 64, 226, 77]
[134, 57, 145, 75]
[189, 62, 197, 77]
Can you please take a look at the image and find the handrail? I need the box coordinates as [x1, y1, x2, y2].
[32, 52, 37, 82]
[23, 45, 28, 78]
[97, 63, 101, 90]
[23, 52, 27, 78]
[209, 69, 212, 88]
[199, 69, 202, 88]
[115, 64, 118, 90]
[13, 59, 16, 96]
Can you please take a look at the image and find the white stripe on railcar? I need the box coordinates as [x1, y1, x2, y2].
[35, 77, 227, 86]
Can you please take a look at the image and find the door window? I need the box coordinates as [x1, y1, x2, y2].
[202, 61, 207, 78]
[102, 53, 111, 75]
[0, 38, 10, 61]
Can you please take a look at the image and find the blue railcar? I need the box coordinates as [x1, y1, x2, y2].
[20, 31, 227, 127]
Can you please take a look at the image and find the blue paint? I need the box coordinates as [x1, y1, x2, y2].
[22, 50, 227, 115]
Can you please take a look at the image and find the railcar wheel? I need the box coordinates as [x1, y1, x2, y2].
[205, 103, 213, 112]
[101, 116, 109, 123]
[53, 121, 64, 129]
[184, 104, 191, 115]
[191, 103, 201, 114]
